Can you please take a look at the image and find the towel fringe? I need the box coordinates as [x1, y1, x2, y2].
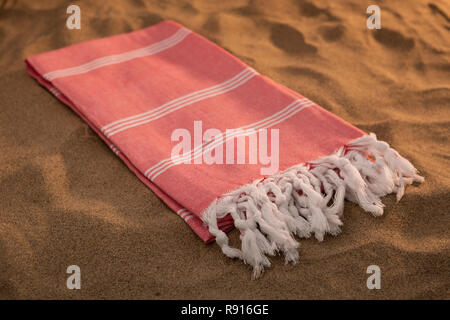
[202, 133, 424, 279]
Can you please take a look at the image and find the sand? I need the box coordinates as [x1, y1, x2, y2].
[0, 0, 449, 299]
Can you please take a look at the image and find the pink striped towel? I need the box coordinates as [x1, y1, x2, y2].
[26, 20, 423, 278]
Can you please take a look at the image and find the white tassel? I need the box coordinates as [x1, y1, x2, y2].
[202, 133, 424, 278]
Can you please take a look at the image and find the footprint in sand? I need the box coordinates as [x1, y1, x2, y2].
[138, 13, 164, 28]
[318, 25, 345, 42]
[270, 23, 317, 55]
[203, 15, 220, 35]
[428, 3, 450, 24]
[372, 28, 415, 51]
[297, 1, 339, 21]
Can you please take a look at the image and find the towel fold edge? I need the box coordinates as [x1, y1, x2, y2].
[202, 133, 424, 279]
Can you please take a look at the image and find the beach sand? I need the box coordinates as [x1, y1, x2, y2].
[0, 0, 448, 299]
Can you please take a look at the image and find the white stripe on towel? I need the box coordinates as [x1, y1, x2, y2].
[43, 28, 191, 81]
[102, 68, 258, 137]
[176, 208, 193, 222]
[109, 144, 121, 156]
[146, 98, 315, 181]
[49, 87, 61, 97]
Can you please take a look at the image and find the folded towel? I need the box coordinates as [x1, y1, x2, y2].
[26, 20, 423, 278]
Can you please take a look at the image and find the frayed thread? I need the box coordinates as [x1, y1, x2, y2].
[202, 133, 424, 279]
